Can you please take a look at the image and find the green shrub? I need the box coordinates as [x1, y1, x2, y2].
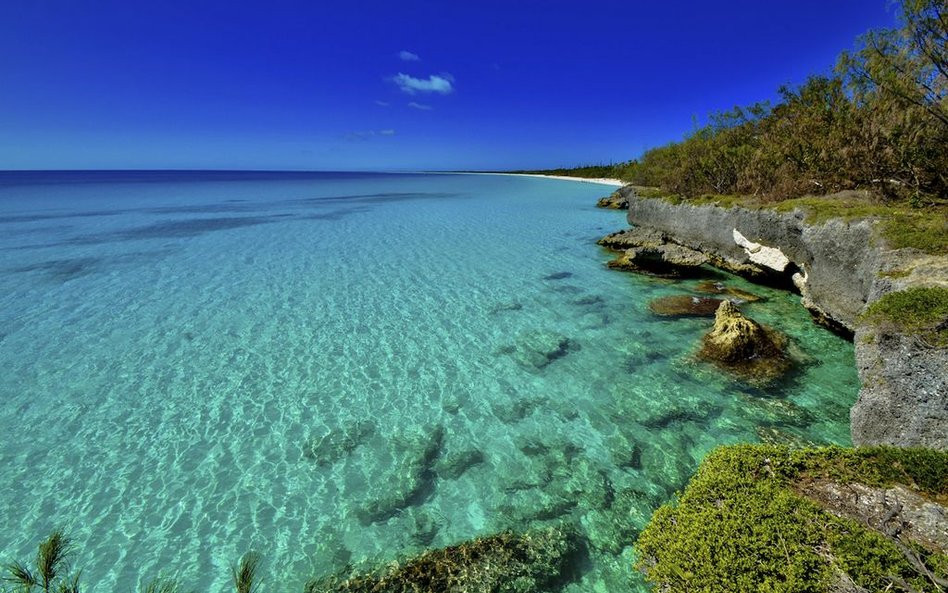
[635, 445, 948, 593]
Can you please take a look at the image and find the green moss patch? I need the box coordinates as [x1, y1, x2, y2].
[861, 287, 948, 347]
[635, 445, 948, 593]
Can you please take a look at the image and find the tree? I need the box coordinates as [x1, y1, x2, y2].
[841, 0, 948, 128]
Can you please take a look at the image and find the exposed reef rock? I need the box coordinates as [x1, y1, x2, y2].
[608, 187, 948, 449]
[801, 481, 948, 551]
[698, 301, 790, 385]
[648, 295, 723, 317]
[306, 527, 582, 593]
[606, 244, 709, 277]
[596, 190, 629, 210]
[596, 225, 668, 250]
[499, 330, 579, 371]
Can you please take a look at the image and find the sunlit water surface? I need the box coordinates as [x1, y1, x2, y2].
[0, 172, 858, 592]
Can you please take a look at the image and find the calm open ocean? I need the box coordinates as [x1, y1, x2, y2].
[0, 171, 858, 592]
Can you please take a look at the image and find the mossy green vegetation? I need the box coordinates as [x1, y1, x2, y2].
[305, 528, 579, 593]
[861, 286, 948, 346]
[635, 445, 948, 593]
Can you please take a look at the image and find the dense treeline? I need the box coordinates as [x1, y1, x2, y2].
[604, 0, 948, 204]
[509, 164, 618, 179]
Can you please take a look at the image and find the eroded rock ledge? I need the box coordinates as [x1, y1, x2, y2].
[606, 187, 947, 449]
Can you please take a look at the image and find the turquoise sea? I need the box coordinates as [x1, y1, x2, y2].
[0, 171, 859, 592]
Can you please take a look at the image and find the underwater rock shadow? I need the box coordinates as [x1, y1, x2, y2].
[298, 206, 373, 221]
[291, 191, 464, 206]
[10, 257, 102, 283]
[497, 330, 580, 373]
[7, 248, 180, 283]
[353, 425, 446, 525]
[0, 209, 131, 224]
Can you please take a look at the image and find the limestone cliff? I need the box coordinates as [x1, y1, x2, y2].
[614, 186, 947, 449]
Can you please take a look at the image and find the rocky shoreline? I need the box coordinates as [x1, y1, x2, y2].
[599, 185, 947, 450]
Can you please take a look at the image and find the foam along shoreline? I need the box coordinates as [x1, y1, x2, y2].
[435, 171, 626, 187]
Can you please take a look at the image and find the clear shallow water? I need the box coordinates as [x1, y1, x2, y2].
[0, 172, 858, 592]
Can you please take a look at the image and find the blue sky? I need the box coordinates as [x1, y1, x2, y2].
[1, 1, 895, 171]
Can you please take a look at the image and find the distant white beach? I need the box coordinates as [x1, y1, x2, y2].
[431, 171, 626, 187]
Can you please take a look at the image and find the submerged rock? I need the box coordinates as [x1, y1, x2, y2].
[303, 420, 376, 465]
[584, 489, 653, 555]
[606, 433, 642, 469]
[698, 301, 791, 385]
[499, 330, 579, 371]
[406, 506, 443, 547]
[434, 447, 485, 480]
[543, 271, 573, 280]
[648, 295, 724, 317]
[755, 426, 820, 448]
[572, 294, 606, 307]
[490, 301, 523, 314]
[596, 191, 629, 210]
[305, 527, 581, 593]
[355, 425, 445, 524]
[694, 280, 764, 303]
[491, 396, 545, 423]
[741, 394, 816, 428]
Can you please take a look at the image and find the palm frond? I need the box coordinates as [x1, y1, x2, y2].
[232, 552, 260, 593]
[36, 530, 72, 592]
[55, 571, 80, 593]
[4, 560, 37, 590]
[139, 577, 181, 593]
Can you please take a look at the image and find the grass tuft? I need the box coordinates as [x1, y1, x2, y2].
[861, 286, 948, 346]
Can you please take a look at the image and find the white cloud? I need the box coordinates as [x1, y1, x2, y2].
[399, 50, 420, 62]
[408, 102, 433, 111]
[379, 129, 396, 135]
[391, 73, 454, 95]
[374, 100, 390, 107]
